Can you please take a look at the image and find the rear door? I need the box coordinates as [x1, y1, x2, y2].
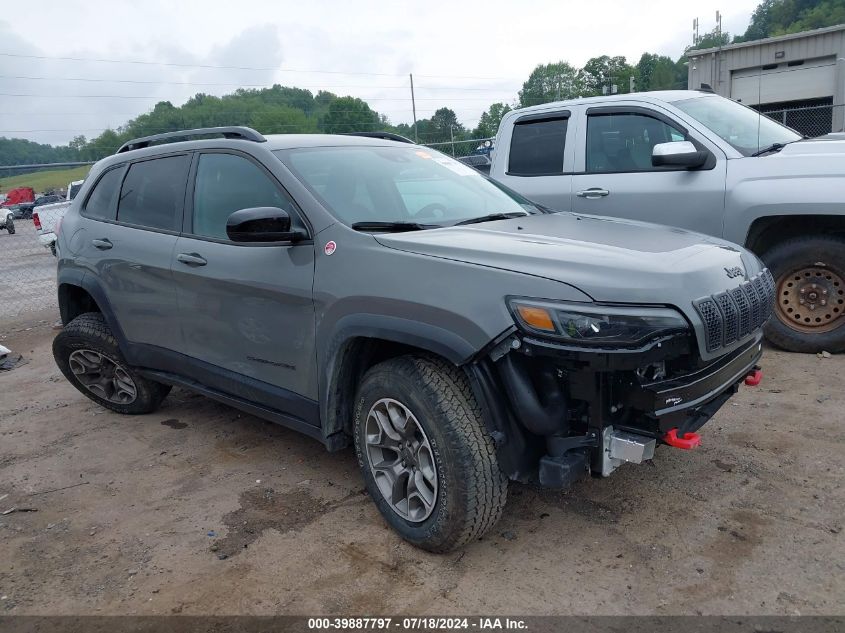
[493, 109, 576, 211]
[571, 104, 727, 236]
[171, 150, 318, 408]
[80, 153, 190, 352]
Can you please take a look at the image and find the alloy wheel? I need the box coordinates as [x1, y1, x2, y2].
[68, 349, 138, 404]
[364, 398, 438, 522]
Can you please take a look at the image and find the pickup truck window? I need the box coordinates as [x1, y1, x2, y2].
[83, 167, 123, 221]
[117, 155, 190, 232]
[672, 95, 801, 156]
[587, 113, 684, 173]
[508, 117, 567, 175]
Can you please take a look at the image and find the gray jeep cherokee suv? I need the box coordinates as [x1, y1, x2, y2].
[53, 127, 772, 552]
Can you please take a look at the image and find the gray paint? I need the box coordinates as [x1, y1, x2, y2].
[58, 131, 769, 424]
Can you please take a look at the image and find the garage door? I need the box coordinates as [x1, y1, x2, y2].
[731, 56, 836, 106]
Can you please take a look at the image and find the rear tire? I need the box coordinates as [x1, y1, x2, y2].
[763, 236, 845, 353]
[354, 355, 507, 552]
[53, 312, 171, 414]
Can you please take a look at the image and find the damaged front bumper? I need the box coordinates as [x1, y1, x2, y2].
[470, 329, 764, 488]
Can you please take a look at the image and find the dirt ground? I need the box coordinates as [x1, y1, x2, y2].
[0, 320, 842, 616]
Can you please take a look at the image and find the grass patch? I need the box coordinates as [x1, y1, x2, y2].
[0, 165, 91, 194]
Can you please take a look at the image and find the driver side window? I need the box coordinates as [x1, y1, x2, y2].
[586, 113, 685, 173]
[192, 153, 297, 240]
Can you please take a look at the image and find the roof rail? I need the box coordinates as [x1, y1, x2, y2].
[343, 131, 416, 144]
[117, 126, 266, 154]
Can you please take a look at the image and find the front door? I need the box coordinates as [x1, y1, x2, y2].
[171, 151, 318, 411]
[571, 106, 727, 238]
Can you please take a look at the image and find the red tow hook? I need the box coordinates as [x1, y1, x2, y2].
[744, 368, 763, 386]
[663, 428, 702, 450]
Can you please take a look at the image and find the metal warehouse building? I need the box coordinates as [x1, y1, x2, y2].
[687, 24, 845, 136]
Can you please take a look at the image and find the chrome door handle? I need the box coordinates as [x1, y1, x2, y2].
[576, 188, 610, 199]
[92, 238, 113, 250]
[176, 253, 207, 266]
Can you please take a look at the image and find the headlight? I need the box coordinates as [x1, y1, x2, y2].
[508, 298, 689, 347]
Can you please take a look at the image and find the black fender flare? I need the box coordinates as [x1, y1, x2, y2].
[318, 314, 480, 444]
[57, 270, 132, 360]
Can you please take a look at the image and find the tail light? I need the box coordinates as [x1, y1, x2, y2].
[55, 217, 63, 236]
[33, 212, 41, 230]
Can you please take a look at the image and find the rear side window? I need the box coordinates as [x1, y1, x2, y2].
[508, 117, 568, 175]
[83, 167, 124, 221]
[117, 155, 191, 231]
[191, 153, 297, 240]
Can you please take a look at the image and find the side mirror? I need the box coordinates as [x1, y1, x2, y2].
[226, 207, 304, 243]
[652, 141, 708, 169]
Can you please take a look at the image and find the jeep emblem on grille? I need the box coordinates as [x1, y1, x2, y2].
[724, 266, 744, 279]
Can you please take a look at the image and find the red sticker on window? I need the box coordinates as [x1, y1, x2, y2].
[324, 240, 337, 256]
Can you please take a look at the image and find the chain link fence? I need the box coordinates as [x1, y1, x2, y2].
[422, 138, 494, 158]
[0, 217, 59, 333]
[760, 103, 840, 138]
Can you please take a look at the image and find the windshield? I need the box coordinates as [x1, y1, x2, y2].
[672, 95, 802, 156]
[274, 145, 543, 227]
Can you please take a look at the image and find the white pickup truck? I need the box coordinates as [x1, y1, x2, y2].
[490, 90, 845, 354]
[33, 180, 84, 255]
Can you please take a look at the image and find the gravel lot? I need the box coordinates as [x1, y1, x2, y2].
[0, 316, 842, 616]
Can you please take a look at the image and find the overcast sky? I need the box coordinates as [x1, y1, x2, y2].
[0, 0, 760, 146]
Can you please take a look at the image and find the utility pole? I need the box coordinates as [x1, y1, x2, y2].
[629, 75, 635, 93]
[449, 124, 455, 156]
[410, 73, 418, 143]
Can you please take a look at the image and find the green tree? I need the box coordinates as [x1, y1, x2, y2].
[320, 97, 380, 134]
[636, 53, 685, 91]
[518, 62, 583, 107]
[473, 102, 512, 138]
[581, 55, 635, 96]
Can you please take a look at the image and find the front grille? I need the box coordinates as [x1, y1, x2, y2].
[693, 269, 775, 353]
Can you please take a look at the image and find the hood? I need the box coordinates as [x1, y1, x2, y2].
[374, 212, 762, 306]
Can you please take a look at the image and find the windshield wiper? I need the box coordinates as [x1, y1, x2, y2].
[351, 221, 440, 232]
[751, 142, 789, 157]
[453, 212, 529, 226]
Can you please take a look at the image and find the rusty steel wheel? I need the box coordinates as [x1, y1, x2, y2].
[776, 266, 845, 333]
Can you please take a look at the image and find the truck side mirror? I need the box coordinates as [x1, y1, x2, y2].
[226, 207, 304, 243]
[652, 141, 708, 169]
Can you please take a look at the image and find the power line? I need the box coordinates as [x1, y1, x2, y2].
[0, 52, 518, 81]
[0, 92, 506, 101]
[0, 74, 517, 92]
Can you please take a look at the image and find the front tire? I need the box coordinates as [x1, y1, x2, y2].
[763, 236, 845, 353]
[6, 217, 14, 234]
[354, 356, 507, 552]
[53, 312, 171, 414]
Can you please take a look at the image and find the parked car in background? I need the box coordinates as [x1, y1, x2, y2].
[53, 126, 771, 552]
[0, 186, 35, 220]
[1, 207, 14, 234]
[16, 194, 63, 219]
[33, 180, 84, 255]
[490, 90, 845, 353]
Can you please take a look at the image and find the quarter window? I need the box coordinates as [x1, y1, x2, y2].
[508, 116, 568, 175]
[192, 153, 297, 240]
[586, 113, 685, 173]
[117, 155, 190, 231]
[83, 167, 124, 221]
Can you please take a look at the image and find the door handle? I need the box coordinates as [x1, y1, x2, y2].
[576, 188, 610, 199]
[176, 252, 207, 267]
[92, 238, 113, 250]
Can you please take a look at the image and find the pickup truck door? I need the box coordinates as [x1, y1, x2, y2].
[570, 104, 727, 238]
[171, 150, 318, 412]
[491, 108, 578, 212]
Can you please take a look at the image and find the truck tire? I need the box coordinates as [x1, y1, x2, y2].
[763, 236, 845, 353]
[6, 217, 14, 234]
[354, 355, 507, 552]
[53, 312, 171, 414]
[49, 242, 57, 257]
